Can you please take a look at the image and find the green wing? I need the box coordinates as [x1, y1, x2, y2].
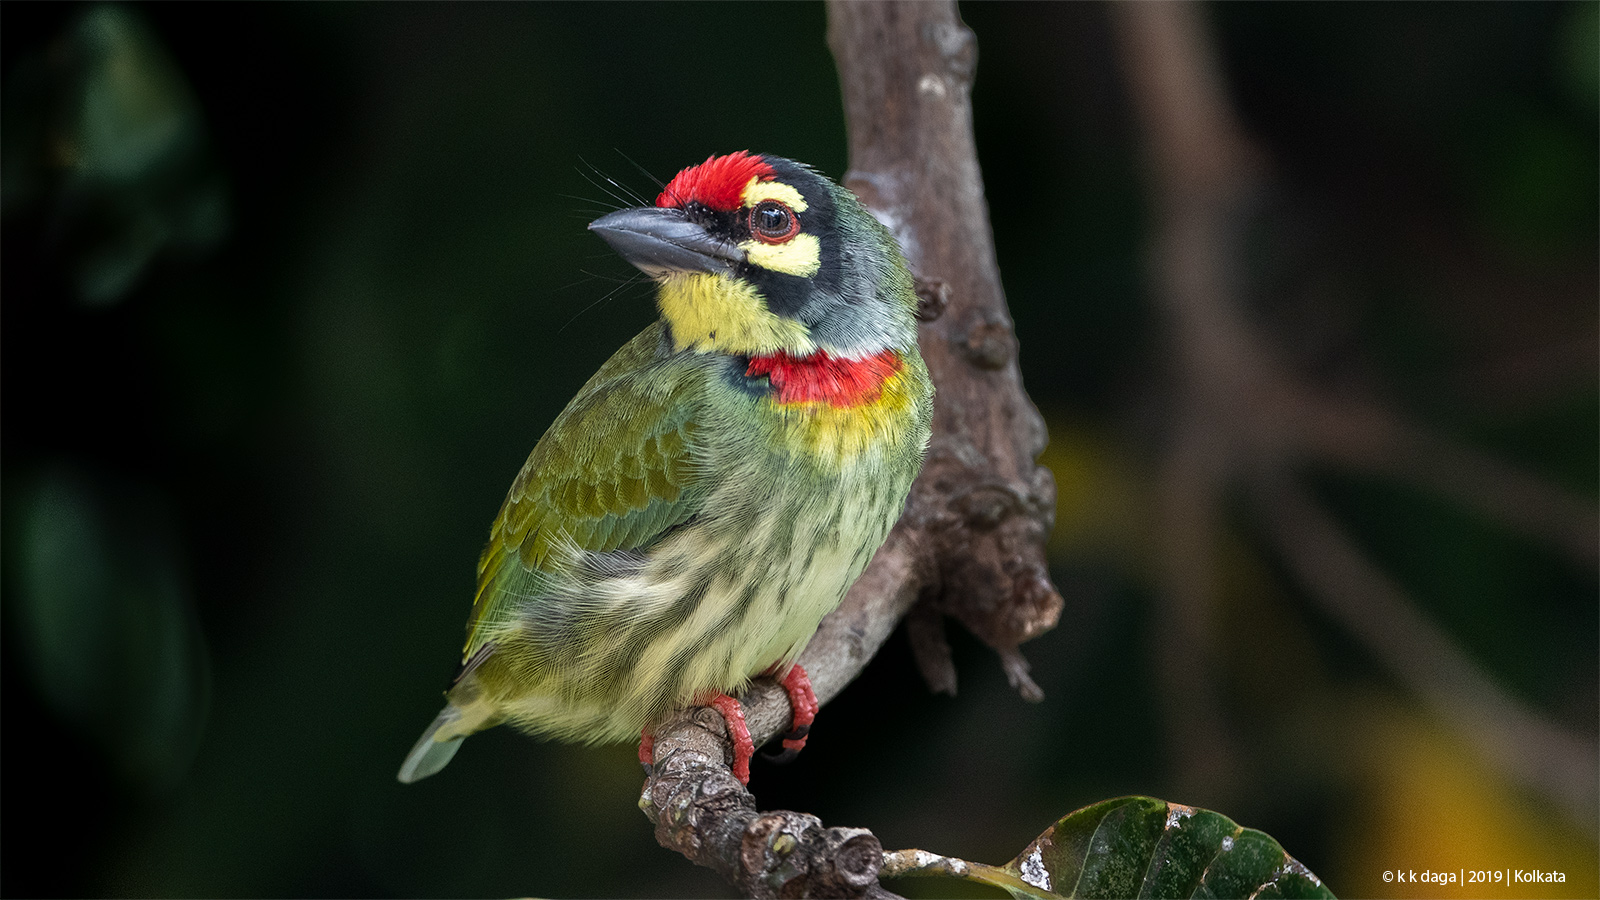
[464, 323, 707, 658]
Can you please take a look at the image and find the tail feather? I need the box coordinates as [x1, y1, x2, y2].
[397, 706, 466, 783]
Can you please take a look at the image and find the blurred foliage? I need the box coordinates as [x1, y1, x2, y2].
[2, 3, 1594, 899]
[1334, 703, 1599, 899]
[2, 4, 227, 306]
[5, 465, 209, 792]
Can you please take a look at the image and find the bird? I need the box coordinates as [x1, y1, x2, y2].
[397, 151, 933, 785]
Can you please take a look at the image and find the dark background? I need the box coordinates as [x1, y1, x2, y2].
[3, 3, 1595, 897]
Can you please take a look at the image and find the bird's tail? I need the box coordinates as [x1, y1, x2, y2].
[398, 645, 502, 784]
[396, 705, 469, 783]
[397, 675, 503, 783]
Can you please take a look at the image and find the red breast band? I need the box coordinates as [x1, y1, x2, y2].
[745, 349, 903, 407]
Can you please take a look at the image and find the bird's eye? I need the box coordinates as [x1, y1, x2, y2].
[749, 200, 799, 244]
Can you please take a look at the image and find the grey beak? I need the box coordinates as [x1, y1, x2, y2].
[589, 207, 743, 278]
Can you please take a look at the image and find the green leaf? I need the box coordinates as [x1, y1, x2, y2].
[883, 796, 1334, 899]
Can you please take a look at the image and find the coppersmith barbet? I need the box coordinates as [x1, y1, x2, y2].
[398, 152, 933, 785]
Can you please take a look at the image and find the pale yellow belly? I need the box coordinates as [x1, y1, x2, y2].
[486, 459, 903, 744]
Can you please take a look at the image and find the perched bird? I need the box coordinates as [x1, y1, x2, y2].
[398, 151, 933, 785]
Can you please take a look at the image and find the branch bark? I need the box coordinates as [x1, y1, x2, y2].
[832, 0, 1063, 693]
[640, 2, 1064, 895]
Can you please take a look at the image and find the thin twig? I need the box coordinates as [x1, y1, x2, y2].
[1298, 398, 1599, 568]
[1255, 475, 1599, 826]
[882, 849, 1049, 897]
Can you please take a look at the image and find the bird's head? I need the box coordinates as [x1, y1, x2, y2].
[588, 152, 917, 359]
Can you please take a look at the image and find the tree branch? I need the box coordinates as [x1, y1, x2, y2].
[640, 2, 1064, 894]
[1111, 1, 1598, 827]
[1254, 475, 1599, 827]
[831, 0, 1063, 685]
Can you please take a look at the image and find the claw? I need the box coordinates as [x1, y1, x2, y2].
[708, 694, 754, 784]
[761, 746, 800, 765]
[692, 666, 819, 784]
[776, 664, 818, 754]
[638, 726, 655, 777]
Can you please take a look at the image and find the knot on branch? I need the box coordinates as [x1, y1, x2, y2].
[920, 19, 975, 84]
[939, 501, 1062, 648]
[951, 481, 1027, 529]
[741, 815, 884, 898]
[913, 277, 950, 322]
[904, 446, 1063, 699]
[960, 319, 1016, 369]
[642, 706, 893, 897]
[642, 708, 754, 861]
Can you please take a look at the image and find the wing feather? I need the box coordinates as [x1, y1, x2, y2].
[463, 323, 709, 657]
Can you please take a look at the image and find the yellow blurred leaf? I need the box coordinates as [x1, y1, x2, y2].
[1336, 708, 1597, 899]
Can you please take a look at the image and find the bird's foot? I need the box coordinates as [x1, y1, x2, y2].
[638, 726, 655, 776]
[707, 694, 754, 784]
[658, 670, 815, 783]
[643, 697, 756, 784]
[761, 663, 818, 765]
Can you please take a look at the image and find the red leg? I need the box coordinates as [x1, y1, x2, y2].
[638, 726, 655, 770]
[708, 694, 755, 784]
[673, 669, 816, 785]
[643, 698, 756, 784]
[777, 664, 818, 753]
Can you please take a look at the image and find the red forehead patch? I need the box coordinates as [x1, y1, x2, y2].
[656, 151, 774, 211]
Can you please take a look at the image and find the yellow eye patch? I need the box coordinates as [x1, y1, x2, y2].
[738, 180, 819, 276]
[741, 233, 821, 277]
[741, 180, 808, 212]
